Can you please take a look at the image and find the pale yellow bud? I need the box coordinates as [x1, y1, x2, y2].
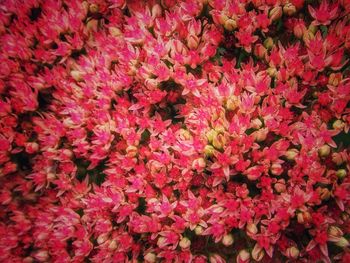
[222, 234, 234, 246]
[318, 145, 331, 157]
[179, 237, 191, 249]
[144, 252, 156, 263]
[283, 3, 296, 16]
[224, 19, 237, 31]
[335, 237, 349, 248]
[336, 169, 347, 179]
[286, 246, 299, 259]
[285, 148, 299, 160]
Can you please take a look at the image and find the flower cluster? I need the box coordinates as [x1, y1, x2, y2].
[0, 0, 350, 262]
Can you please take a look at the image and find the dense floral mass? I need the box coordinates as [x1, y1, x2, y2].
[0, 0, 350, 262]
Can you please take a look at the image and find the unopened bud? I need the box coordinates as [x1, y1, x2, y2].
[328, 226, 343, 240]
[195, 226, 204, 235]
[179, 237, 191, 249]
[126, 145, 138, 157]
[151, 4, 162, 18]
[336, 169, 347, 179]
[109, 27, 122, 37]
[212, 134, 226, 150]
[206, 129, 218, 143]
[294, 23, 306, 38]
[251, 118, 263, 129]
[204, 145, 216, 157]
[297, 211, 311, 224]
[267, 67, 277, 77]
[329, 73, 342, 87]
[264, 37, 274, 50]
[318, 145, 331, 157]
[308, 24, 318, 35]
[332, 152, 345, 165]
[25, 142, 39, 154]
[222, 234, 234, 246]
[70, 70, 83, 81]
[283, 3, 296, 16]
[269, 6, 282, 22]
[108, 240, 118, 250]
[89, 4, 99, 14]
[286, 246, 299, 259]
[318, 187, 331, 200]
[270, 163, 283, 175]
[224, 19, 237, 31]
[97, 233, 109, 244]
[252, 243, 265, 261]
[237, 249, 250, 263]
[144, 252, 156, 263]
[192, 158, 206, 171]
[247, 223, 258, 236]
[285, 148, 299, 160]
[274, 179, 286, 193]
[187, 35, 199, 49]
[335, 237, 349, 248]
[254, 44, 267, 59]
[333, 120, 345, 130]
[253, 128, 268, 142]
[226, 96, 239, 111]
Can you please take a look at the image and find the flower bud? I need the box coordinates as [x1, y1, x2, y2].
[247, 223, 258, 236]
[274, 179, 286, 193]
[97, 233, 109, 244]
[151, 4, 162, 18]
[328, 226, 343, 241]
[224, 19, 237, 31]
[254, 44, 267, 59]
[302, 30, 314, 43]
[252, 243, 265, 261]
[108, 240, 118, 250]
[25, 142, 39, 154]
[195, 226, 204, 235]
[204, 145, 216, 157]
[179, 237, 191, 249]
[285, 148, 299, 160]
[335, 237, 349, 248]
[226, 96, 239, 111]
[251, 118, 263, 129]
[318, 145, 330, 157]
[336, 169, 347, 179]
[187, 35, 199, 49]
[253, 128, 268, 142]
[219, 13, 229, 25]
[126, 145, 138, 158]
[328, 73, 342, 86]
[308, 24, 318, 34]
[179, 129, 192, 141]
[270, 163, 283, 175]
[144, 252, 156, 262]
[237, 249, 250, 263]
[318, 187, 331, 200]
[283, 3, 296, 16]
[89, 4, 99, 14]
[266, 67, 277, 77]
[269, 6, 282, 22]
[222, 234, 234, 246]
[264, 37, 274, 50]
[333, 120, 345, 130]
[23, 257, 34, 263]
[209, 254, 225, 263]
[70, 70, 83, 81]
[294, 23, 306, 39]
[47, 172, 56, 181]
[297, 211, 311, 224]
[109, 27, 122, 37]
[212, 134, 226, 150]
[206, 129, 218, 143]
[33, 250, 49, 262]
[286, 246, 299, 259]
[332, 152, 345, 165]
[192, 158, 206, 171]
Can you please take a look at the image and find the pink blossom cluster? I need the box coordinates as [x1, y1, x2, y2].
[1, 0, 350, 262]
